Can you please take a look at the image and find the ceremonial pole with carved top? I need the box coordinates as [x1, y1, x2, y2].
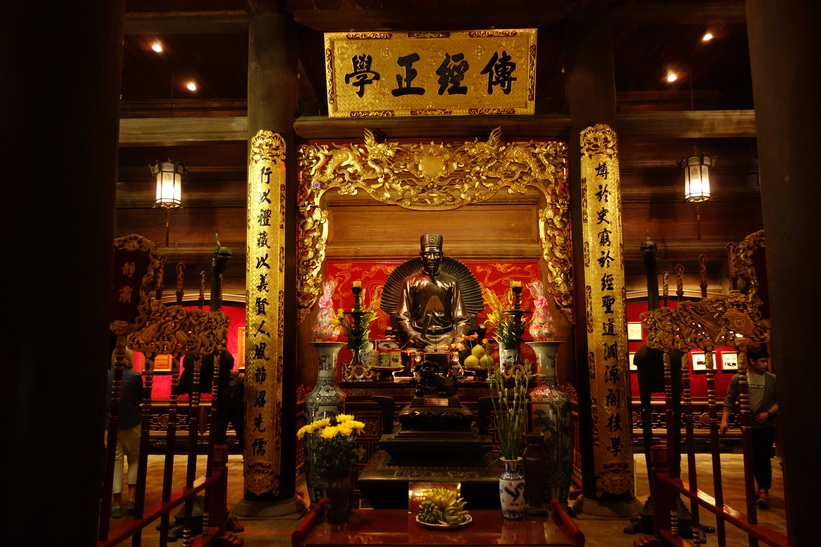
[206, 237, 232, 474]
[102, 235, 162, 541]
[134, 264, 168, 537]
[155, 255, 167, 301]
[662, 266, 685, 479]
[661, 271, 669, 309]
[186, 355, 204, 489]
[678, 265, 702, 542]
[161, 263, 186, 536]
[175, 263, 186, 306]
[162, 349, 183, 535]
[198, 271, 206, 309]
[130, 255, 167, 526]
[696, 256, 727, 540]
[727, 242, 758, 520]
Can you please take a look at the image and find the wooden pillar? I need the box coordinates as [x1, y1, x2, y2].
[0, 1, 124, 543]
[565, 7, 641, 517]
[746, 2, 821, 544]
[235, 1, 302, 513]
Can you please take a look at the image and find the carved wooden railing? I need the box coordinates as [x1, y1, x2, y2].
[101, 235, 238, 546]
[646, 444, 788, 547]
[636, 231, 788, 547]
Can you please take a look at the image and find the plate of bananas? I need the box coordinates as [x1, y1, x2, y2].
[415, 487, 471, 529]
[416, 513, 472, 530]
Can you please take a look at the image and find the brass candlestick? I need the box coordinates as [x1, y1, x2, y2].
[505, 284, 530, 348]
[344, 284, 367, 350]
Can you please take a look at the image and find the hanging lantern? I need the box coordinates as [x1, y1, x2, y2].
[151, 159, 186, 208]
[681, 154, 711, 203]
[150, 160, 186, 246]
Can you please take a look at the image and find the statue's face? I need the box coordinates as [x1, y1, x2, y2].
[421, 248, 443, 277]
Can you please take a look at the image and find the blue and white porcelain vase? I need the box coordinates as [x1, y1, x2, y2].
[498, 347, 520, 373]
[304, 341, 346, 505]
[527, 341, 572, 508]
[499, 457, 526, 520]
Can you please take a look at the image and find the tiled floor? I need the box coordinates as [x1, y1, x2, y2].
[109, 451, 785, 546]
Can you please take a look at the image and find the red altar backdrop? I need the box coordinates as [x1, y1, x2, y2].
[126, 285, 745, 402]
[325, 259, 544, 365]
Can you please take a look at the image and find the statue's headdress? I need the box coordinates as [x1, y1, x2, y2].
[420, 234, 443, 252]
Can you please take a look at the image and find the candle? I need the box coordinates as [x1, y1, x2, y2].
[352, 280, 362, 288]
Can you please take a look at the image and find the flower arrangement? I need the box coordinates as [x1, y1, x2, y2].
[297, 414, 365, 478]
[485, 362, 531, 460]
[484, 286, 526, 350]
[332, 289, 376, 350]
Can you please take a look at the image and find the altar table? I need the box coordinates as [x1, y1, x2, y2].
[292, 499, 584, 547]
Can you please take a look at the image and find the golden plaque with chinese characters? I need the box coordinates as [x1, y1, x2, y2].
[325, 29, 537, 117]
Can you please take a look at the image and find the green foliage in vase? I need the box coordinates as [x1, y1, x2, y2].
[484, 287, 527, 350]
[332, 291, 376, 350]
[485, 362, 531, 460]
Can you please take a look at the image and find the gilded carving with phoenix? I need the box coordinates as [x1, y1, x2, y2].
[129, 302, 229, 360]
[129, 300, 191, 359]
[641, 231, 770, 354]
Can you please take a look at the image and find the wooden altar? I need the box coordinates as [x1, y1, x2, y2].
[292, 500, 585, 547]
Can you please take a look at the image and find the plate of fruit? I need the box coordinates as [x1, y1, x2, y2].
[415, 488, 471, 529]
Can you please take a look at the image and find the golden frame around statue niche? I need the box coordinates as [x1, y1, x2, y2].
[297, 127, 572, 323]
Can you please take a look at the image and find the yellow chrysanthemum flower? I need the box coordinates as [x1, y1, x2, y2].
[336, 414, 354, 423]
[320, 426, 339, 439]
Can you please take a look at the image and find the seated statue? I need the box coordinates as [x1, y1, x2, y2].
[394, 234, 471, 352]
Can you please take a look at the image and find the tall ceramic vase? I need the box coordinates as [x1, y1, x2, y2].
[498, 457, 526, 520]
[304, 341, 346, 505]
[527, 341, 572, 508]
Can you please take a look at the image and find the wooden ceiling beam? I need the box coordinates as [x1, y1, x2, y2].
[290, 8, 567, 32]
[124, 11, 250, 35]
[616, 110, 756, 139]
[119, 117, 248, 146]
[118, 110, 755, 144]
[120, 3, 745, 35]
[611, 3, 746, 26]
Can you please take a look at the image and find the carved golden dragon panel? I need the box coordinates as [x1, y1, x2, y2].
[297, 127, 572, 323]
[641, 230, 770, 354]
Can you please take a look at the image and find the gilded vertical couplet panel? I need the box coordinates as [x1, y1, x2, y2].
[579, 124, 634, 498]
[245, 130, 287, 496]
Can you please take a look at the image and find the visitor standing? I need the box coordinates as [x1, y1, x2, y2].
[720, 346, 778, 509]
[106, 347, 144, 518]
